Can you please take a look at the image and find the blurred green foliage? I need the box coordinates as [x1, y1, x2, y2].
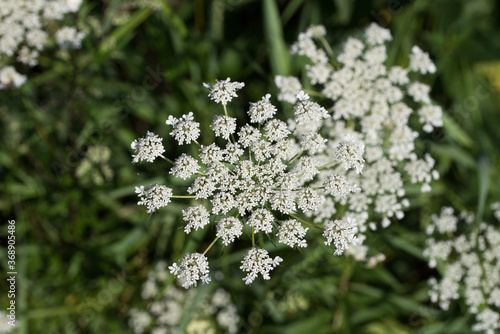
[0, 0, 499, 333]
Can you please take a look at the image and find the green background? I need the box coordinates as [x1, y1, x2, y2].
[1, 0, 499, 333]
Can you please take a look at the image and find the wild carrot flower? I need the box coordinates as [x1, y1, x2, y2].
[424, 206, 500, 334]
[129, 261, 240, 333]
[132, 78, 361, 286]
[277, 23, 442, 262]
[0, 0, 84, 89]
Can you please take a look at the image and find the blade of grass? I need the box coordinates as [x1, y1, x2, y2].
[263, 0, 290, 76]
[98, 8, 153, 59]
[476, 156, 489, 225]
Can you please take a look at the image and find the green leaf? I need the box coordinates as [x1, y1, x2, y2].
[98, 8, 153, 58]
[263, 0, 290, 75]
[432, 144, 476, 168]
[442, 113, 475, 148]
[387, 235, 424, 260]
[476, 156, 490, 224]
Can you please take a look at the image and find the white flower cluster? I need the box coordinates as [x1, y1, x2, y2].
[240, 247, 283, 285]
[0, 0, 85, 89]
[131, 131, 165, 163]
[424, 206, 500, 334]
[323, 217, 359, 255]
[132, 78, 361, 287]
[129, 261, 240, 334]
[75, 145, 113, 185]
[278, 23, 443, 262]
[0, 311, 13, 333]
[203, 78, 245, 105]
[135, 183, 172, 214]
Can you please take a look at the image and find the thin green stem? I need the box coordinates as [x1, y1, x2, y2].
[159, 154, 175, 164]
[252, 227, 255, 247]
[302, 89, 325, 98]
[203, 236, 219, 255]
[286, 150, 304, 165]
[319, 36, 335, 58]
[223, 104, 228, 117]
[288, 213, 322, 230]
[318, 35, 340, 68]
[318, 160, 338, 170]
[171, 195, 196, 199]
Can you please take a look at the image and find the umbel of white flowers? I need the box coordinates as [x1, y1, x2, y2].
[0, 0, 85, 90]
[424, 204, 500, 334]
[275, 22, 442, 263]
[131, 78, 362, 288]
[129, 261, 241, 334]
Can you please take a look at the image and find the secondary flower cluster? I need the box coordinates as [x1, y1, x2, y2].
[132, 78, 361, 287]
[75, 144, 113, 186]
[276, 23, 442, 262]
[129, 261, 240, 334]
[424, 204, 500, 334]
[0, 0, 85, 90]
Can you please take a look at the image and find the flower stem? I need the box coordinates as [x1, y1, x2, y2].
[288, 213, 322, 230]
[302, 89, 325, 98]
[203, 236, 219, 255]
[252, 227, 255, 247]
[171, 195, 196, 199]
[318, 160, 337, 170]
[318, 35, 340, 68]
[159, 154, 175, 164]
[286, 150, 304, 165]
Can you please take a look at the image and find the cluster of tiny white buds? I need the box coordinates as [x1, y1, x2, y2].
[409, 46, 436, 74]
[0, 0, 85, 90]
[293, 91, 330, 125]
[277, 219, 308, 248]
[424, 206, 500, 334]
[169, 153, 200, 180]
[264, 119, 290, 142]
[408, 82, 431, 103]
[203, 78, 245, 105]
[248, 94, 277, 123]
[297, 187, 324, 212]
[305, 25, 326, 38]
[131, 131, 165, 163]
[216, 217, 243, 246]
[247, 209, 274, 234]
[426, 207, 458, 235]
[300, 132, 327, 154]
[418, 105, 443, 133]
[323, 174, 359, 198]
[199, 143, 224, 166]
[166, 112, 200, 145]
[210, 115, 237, 140]
[240, 247, 283, 285]
[323, 218, 359, 255]
[134, 75, 368, 286]
[55, 26, 85, 49]
[130, 262, 241, 334]
[335, 134, 365, 174]
[293, 156, 320, 181]
[492, 202, 500, 222]
[135, 183, 173, 213]
[169, 252, 211, 289]
[365, 23, 392, 45]
[182, 205, 210, 234]
[0, 66, 26, 89]
[275, 75, 302, 104]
